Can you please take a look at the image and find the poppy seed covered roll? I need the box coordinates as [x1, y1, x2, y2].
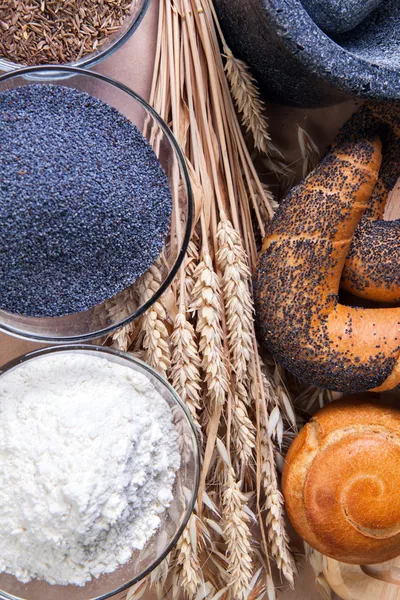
[339, 102, 400, 303]
[254, 132, 400, 394]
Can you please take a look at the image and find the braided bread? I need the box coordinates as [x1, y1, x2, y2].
[253, 128, 400, 394]
[340, 102, 400, 303]
[282, 398, 400, 564]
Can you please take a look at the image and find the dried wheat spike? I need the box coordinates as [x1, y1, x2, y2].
[185, 239, 200, 307]
[260, 356, 297, 432]
[170, 311, 202, 429]
[111, 321, 137, 353]
[216, 212, 253, 385]
[189, 252, 229, 409]
[223, 467, 253, 598]
[137, 264, 170, 376]
[224, 45, 270, 155]
[106, 287, 138, 352]
[149, 553, 171, 599]
[261, 423, 296, 587]
[298, 125, 320, 178]
[217, 213, 255, 464]
[175, 514, 203, 597]
[232, 383, 256, 465]
[126, 576, 149, 599]
[253, 181, 279, 224]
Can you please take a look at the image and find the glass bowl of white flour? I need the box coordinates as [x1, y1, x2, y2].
[0, 345, 200, 600]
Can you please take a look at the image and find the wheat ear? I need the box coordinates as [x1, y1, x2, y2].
[216, 212, 256, 464]
[189, 252, 229, 411]
[216, 212, 253, 382]
[107, 287, 139, 351]
[137, 264, 170, 376]
[111, 321, 138, 353]
[253, 181, 279, 224]
[185, 239, 200, 307]
[223, 45, 270, 155]
[222, 466, 253, 598]
[126, 577, 149, 599]
[150, 553, 171, 599]
[175, 514, 203, 597]
[259, 362, 297, 450]
[298, 124, 320, 178]
[232, 386, 256, 466]
[170, 311, 202, 429]
[261, 422, 295, 586]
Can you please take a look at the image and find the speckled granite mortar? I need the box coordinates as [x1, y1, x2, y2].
[301, 0, 381, 34]
[214, 0, 400, 107]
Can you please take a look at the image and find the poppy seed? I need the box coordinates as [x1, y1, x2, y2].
[0, 84, 172, 318]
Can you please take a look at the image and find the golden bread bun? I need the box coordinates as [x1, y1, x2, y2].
[283, 398, 400, 564]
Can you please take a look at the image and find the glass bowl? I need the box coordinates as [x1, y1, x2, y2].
[0, 65, 193, 343]
[0, 344, 200, 600]
[0, 0, 150, 73]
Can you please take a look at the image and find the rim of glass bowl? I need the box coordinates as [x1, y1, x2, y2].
[0, 0, 150, 73]
[0, 344, 201, 600]
[0, 65, 193, 344]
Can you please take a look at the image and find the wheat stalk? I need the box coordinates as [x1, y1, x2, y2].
[231, 384, 256, 466]
[223, 45, 270, 155]
[261, 423, 295, 587]
[137, 264, 171, 376]
[111, 320, 138, 353]
[216, 212, 256, 465]
[126, 578, 149, 600]
[265, 484, 295, 587]
[149, 553, 171, 599]
[254, 181, 279, 224]
[298, 125, 320, 179]
[142, 307, 170, 376]
[143, 0, 302, 595]
[222, 466, 253, 598]
[259, 360, 297, 451]
[175, 514, 203, 597]
[189, 251, 229, 411]
[170, 311, 202, 429]
[185, 239, 200, 307]
[216, 211, 253, 382]
[106, 287, 139, 351]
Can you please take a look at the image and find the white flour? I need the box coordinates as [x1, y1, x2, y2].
[0, 352, 181, 586]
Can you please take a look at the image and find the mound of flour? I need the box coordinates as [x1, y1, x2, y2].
[0, 353, 180, 586]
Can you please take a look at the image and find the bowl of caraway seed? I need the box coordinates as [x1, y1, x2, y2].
[0, 0, 150, 72]
[0, 65, 193, 342]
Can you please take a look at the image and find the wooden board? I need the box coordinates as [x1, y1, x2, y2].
[324, 558, 400, 600]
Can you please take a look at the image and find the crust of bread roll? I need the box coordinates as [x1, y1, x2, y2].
[339, 102, 400, 303]
[254, 132, 400, 393]
[282, 398, 400, 564]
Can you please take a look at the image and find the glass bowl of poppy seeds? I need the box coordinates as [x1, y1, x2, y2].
[0, 0, 150, 72]
[0, 65, 193, 342]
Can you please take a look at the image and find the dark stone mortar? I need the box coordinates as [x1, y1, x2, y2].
[214, 0, 400, 107]
[0, 84, 172, 317]
[301, 0, 381, 34]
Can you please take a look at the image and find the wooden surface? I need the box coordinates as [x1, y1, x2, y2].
[0, 1, 399, 599]
[323, 558, 400, 600]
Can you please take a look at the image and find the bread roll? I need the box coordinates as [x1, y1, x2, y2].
[282, 398, 400, 564]
[340, 102, 400, 304]
[254, 130, 400, 393]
